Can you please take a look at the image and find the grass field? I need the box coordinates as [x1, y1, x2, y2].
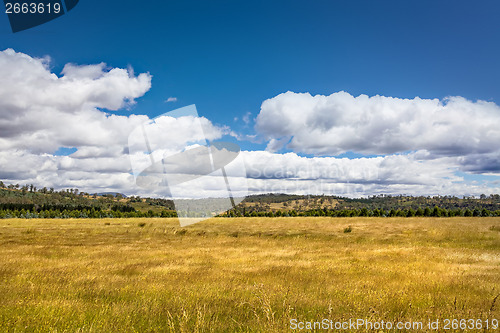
[0, 217, 499, 332]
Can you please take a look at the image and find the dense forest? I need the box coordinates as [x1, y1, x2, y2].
[0, 181, 176, 219]
[1, 181, 500, 218]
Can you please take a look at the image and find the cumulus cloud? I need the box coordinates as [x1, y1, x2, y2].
[256, 91, 500, 162]
[4, 147, 497, 199]
[239, 150, 500, 197]
[1, 49, 499, 198]
[0, 48, 153, 153]
[0, 49, 228, 195]
[165, 97, 177, 103]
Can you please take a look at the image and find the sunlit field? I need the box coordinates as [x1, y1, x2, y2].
[0, 217, 499, 332]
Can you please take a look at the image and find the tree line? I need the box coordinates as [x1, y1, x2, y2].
[223, 206, 500, 218]
[2, 181, 500, 219]
[0, 208, 177, 219]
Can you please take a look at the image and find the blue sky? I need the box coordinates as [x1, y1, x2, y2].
[1, 0, 500, 197]
[2, 1, 500, 131]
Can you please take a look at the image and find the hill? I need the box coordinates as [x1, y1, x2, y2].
[1, 181, 500, 218]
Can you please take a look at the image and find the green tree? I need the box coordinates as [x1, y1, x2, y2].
[359, 207, 369, 217]
[423, 207, 432, 217]
[481, 208, 491, 217]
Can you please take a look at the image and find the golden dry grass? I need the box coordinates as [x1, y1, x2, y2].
[0, 217, 499, 332]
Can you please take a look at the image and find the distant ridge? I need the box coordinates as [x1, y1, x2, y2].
[1, 181, 500, 218]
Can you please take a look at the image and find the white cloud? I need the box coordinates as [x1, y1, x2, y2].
[1, 49, 499, 198]
[248, 91, 500, 196]
[133, 150, 500, 198]
[0, 49, 228, 195]
[255, 91, 500, 164]
[242, 112, 251, 125]
[1, 147, 498, 198]
[166, 97, 177, 103]
[0, 48, 153, 153]
[239, 150, 495, 197]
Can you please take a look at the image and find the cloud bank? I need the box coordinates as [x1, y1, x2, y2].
[256, 92, 500, 164]
[1, 49, 499, 198]
[0, 49, 227, 195]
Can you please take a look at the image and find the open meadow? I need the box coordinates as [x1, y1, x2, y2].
[0, 217, 499, 332]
